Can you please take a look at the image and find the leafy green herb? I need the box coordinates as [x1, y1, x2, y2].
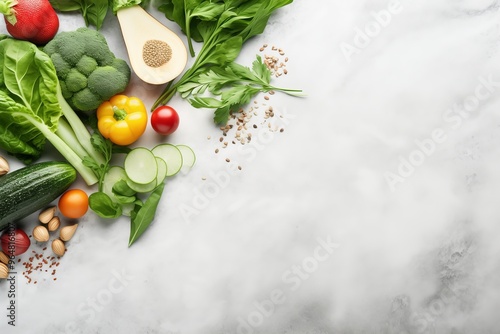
[49, 0, 110, 30]
[129, 183, 165, 246]
[89, 192, 123, 218]
[49, 0, 151, 29]
[183, 55, 303, 124]
[153, 0, 299, 124]
[83, 132, 113, 191]
[113, 180, 136, 197]
[112, 180, 137, 204]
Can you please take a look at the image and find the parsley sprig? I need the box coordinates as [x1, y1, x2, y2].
[180, 56, 303, 124]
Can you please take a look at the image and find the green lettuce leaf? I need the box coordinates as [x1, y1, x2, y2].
[0, 38, 62, 163]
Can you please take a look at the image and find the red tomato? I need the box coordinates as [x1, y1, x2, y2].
[151, 106, 180, 136]
[58, 189, 89, 219]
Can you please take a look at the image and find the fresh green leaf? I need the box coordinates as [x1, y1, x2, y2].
[190, 2, 225, 21]
[114, 194, 137, 205]
[205, 36, 243, 65]
[50, 0, 110, 30]
[190, 96, 224, 109]
[89, 192, 123, 218]
[213, 105, 232, 125]
[129, 183, 165, 246]
[112, 0, 143, 14]
[49, 0, 82, 11]
[83, 0, 110, 30]
[221, 85, 260, 108]
[112, 179, 136, 197]
[0, 92, 45, 163]
[84, 132, 114, 190]
[251, 55, 271, 84]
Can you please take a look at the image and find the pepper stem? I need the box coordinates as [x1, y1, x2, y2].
[112, 106, 128, 120]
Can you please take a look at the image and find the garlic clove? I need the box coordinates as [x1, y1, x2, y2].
[33, 225, 50, 243]
[60, 224, 78, 242]
[0, 156, 9, 176]
[0, 251, 9, 265]
[48, 216, 61, 232]
[51, 239, 65, 257]
[39, 206, 56, 224]
[0, 262, 8, 279]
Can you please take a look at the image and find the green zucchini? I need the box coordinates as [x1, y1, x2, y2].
[0, 161, 76, 231]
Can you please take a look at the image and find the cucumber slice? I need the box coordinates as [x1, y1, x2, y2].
[155, 157, 167, 186]
[127, 177, 157, 193]
[124, 147, 158, 184]
[176, 145, 196, 168]
[151, 144, 183, 177]
[103, 166, 128, 201]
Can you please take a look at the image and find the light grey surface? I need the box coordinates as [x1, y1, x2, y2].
[2, 0, 500, 333]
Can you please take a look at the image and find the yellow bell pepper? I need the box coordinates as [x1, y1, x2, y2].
[97, 95, 148, 146]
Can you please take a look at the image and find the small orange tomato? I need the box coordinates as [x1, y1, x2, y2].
[58, 189, 89, 219]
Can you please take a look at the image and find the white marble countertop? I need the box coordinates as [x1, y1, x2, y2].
[2, 0, 500, 333]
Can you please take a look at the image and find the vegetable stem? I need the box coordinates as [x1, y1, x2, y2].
[14, 112, 98, 185]
[57, 88, 105, 166]
[56, 117, 89, 161]
[184, 11, 196, 57]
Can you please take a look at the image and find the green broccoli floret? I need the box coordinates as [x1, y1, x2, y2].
[76, 56, 98, 76]
[88, 66, 129, 100]
[50, 53, 72, 79]
[43, 27, 131, 114]
[72, 88, 102, 112]
[66, 69, 88, 93]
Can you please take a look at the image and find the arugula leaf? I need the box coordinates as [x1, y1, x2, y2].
[128, 182, 165, 246]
